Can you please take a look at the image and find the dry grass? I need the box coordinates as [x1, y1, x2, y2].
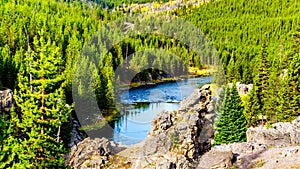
[249, 159, 265, 168]
[290, 164, 300, 168]
[105, 155, 132, 169]
[209, 83, 219, 97]
[81, 110, 119, 131]
[189, 66, 217, 77]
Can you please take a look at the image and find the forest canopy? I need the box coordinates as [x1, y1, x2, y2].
[0, 0, 300, 167]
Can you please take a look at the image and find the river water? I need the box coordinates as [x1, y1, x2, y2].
[112, 76, 213, 145]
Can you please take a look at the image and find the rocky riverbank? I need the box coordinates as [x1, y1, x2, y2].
[2, 86, 299, 168]
[64, 83, 300, 169]
[66, 84, 216, 168]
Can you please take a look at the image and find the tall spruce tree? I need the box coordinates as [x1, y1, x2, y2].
[277, 25, 300, 122]
[278, 53, 300, 122]
[244, 88, 259, 127]
[264, 69, 280, 124]
[214, 84, 247, 145]
[10, 32, 72, 168]
[226, 56, 240, 82]
[244, 42, 269, 127]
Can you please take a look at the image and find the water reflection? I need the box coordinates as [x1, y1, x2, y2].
[120, 76, 213, 104]
[113, 103, 179, 145]
[112, 76, 212, 145]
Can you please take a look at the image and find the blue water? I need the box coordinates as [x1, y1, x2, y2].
[113, 103, 179, 145]
[113, 76, 212, 145]
[120, 76, 213, 104]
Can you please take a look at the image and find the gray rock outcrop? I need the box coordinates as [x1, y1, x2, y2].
[197, 149, 233, 169]
[65, 137, 126, 168]
[129, 85, 216, 168]
[246, 116, 300, 147]
[65, 85, 216, 169]
[68, 117, 86, 148]
[0, 88, 15, 113]
[228, 82, 253, 95]
[236, 82, 253, 95]
[210, 142, 300, 168]
[212, 142, 267, 155]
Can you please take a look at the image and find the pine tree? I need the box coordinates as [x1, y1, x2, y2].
[264, 67, 280, 124]
[215, 86, 226, 113]
[0, 106, 22, 168]
[226, 56, 240, 83]
[96, 52, 115, 109]
[213, 65, 226, 86]
[226, 57, 235, 82]
[278, 26, 300, 122]
[278, 53, 300, 122]
[244, 88, 259, 127]
[214, 84, 247, 145]
[0, 114, 10, 167]
[11, 33, 72, 168]
[64, 32, 82, 103]
[244, 42, 269, 127]
[1, 45, 18, 89]
[73, 54, 100, 126]
[257, 42, 269, 110]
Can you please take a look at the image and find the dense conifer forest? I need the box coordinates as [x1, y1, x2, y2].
[180, 0, 300, 125]
[0, 0, 300, 167]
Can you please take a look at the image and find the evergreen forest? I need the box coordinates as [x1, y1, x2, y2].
[0, 0, 300, 167]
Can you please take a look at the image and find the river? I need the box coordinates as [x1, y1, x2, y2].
[112, 76, 213, 145]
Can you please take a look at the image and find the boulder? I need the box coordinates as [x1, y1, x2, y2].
[212, 142, 267, 155]
[65, 137, 126, 168]
[0, 88, 15, 113]
[211, 143, 300, 168]
[291, 116, 300, 145]
[246, 116, 300, 147]
[197, 150, 233, 169]
[247, 126, 291, 147]
[227, 82, 253, 95]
